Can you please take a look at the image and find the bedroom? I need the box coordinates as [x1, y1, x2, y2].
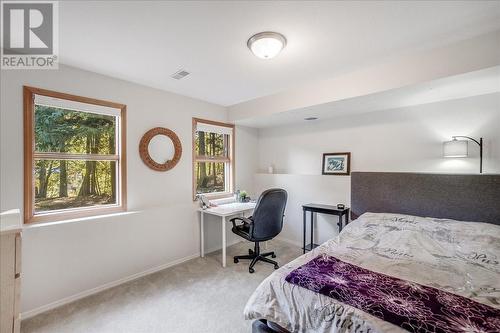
[0, 1, 499, 333]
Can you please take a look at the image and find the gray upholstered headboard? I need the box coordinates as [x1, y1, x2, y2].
[351, 172, 500, 225]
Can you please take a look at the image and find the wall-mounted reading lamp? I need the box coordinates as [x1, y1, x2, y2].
[443, 136, 483, 173]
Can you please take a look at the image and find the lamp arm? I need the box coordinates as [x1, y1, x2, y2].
[452, 136, 482, 147]
[452, 136, 483, 174]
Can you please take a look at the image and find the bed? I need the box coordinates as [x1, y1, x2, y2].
[244, 172, 500, 333]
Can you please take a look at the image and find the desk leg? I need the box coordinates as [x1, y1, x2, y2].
[338, 214, 343, 233]
[310, 211, 314, 250]
[303, 210, 306, 254]
[200, 212, 205, 258]
[222, 216, 227, 268]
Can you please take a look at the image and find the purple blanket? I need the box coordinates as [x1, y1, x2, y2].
[285, 255, 500, 333]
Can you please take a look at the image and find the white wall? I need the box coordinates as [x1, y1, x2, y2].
[256, 93, 500, 245]
[235, 125, 259, 196]
[0, 65, 258, 315]
[1, 64, 497, 316]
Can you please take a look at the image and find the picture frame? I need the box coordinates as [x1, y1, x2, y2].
[322, 152, 351, 175]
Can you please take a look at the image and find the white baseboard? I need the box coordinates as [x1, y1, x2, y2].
[20, 252, 200, 320]
[21, 239, 247, 320]
[21, 239, 287, 320]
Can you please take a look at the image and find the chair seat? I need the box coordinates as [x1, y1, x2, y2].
[232, 223, 252, 240]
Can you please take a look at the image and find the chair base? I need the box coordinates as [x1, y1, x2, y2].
[234, 242, 278, 273]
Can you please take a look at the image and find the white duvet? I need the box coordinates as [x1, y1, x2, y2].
[244, 213, 500, 333]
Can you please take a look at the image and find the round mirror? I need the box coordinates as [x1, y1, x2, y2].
[139, 127, 182, 171]
[148, 134, 175, 164]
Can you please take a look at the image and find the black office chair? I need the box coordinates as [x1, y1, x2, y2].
[231, 188, 288, 273]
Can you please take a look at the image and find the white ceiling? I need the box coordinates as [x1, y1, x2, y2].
[59, 1, 500, 106]
[236, 66, 500, 128]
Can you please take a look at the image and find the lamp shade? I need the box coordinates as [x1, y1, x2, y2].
[247, 32, 286, 59]
[443, 139, 468, 157]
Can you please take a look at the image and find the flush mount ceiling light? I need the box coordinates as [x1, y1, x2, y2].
[247, 31, 287, 59]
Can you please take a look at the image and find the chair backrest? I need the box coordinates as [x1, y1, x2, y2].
[251, 188, 288, 241]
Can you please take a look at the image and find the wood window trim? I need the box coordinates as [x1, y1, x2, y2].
[192, 118, 235, 201]
[23, 86, 127, 224]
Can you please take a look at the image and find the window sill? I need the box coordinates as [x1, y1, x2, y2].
[26, 204, 127, 224]
[195, 192, 234, 201]
[23, 210, 138, 229]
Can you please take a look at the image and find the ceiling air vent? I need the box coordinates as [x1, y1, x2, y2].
[171, 69, 190, 80]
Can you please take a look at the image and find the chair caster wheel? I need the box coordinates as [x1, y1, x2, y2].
[234, 258, 239, 263]
[274, 265, 279, 270]
[271, 254, 276, 258]
[249, 249, 254, 255]
[249, 268, 255, 273]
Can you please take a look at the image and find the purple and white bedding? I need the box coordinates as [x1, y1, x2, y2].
[244, 213, 500, 333]
[285, 255, 500, 332]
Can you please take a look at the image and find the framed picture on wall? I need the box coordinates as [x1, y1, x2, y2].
[322, 152, 351, 175]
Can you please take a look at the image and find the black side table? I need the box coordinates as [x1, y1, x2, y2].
[302, 203, 350, 253]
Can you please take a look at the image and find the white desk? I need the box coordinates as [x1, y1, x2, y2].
[198, 202, 256, 267]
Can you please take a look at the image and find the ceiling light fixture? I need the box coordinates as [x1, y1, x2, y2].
[247, 31, 287, 59]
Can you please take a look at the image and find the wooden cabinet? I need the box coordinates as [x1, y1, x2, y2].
[1, 210, 22, 333]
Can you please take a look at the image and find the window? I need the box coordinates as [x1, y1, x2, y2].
[23, 86, 127, 223]
[192, 118, 234, 199]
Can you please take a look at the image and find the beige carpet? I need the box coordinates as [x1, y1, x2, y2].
[22, 240, 301, 333]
